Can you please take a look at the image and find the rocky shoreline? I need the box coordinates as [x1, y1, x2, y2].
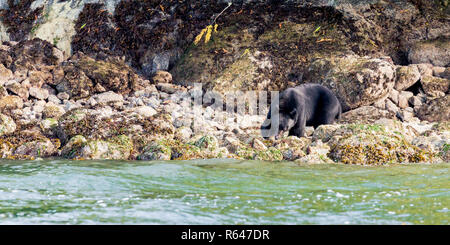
[0, 39, 447, 164]
[0, 1, 448, 165]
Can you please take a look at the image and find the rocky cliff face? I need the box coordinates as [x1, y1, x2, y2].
[0, 0, 448, 164]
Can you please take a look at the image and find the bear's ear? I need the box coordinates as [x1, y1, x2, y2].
[290, 108, 297, 118]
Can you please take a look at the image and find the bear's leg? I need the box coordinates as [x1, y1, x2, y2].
[289, 114, 306, 137]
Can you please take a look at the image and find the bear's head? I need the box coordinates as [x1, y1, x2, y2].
[261, 92, 297, 139]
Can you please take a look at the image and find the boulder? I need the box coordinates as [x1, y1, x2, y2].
[0, 64, 13, 84]
[395, 65, 420, 91]
[328, 123, 434, 165]
[61, 135, 133, 160]
[398, 91, 414, 109]
[420, 75, 450, 96]
[0, 95, 23, 110]
[14, 138, 58, 158]
[416, 95, 450, 122]
[93, 91, 124, 105]
[305, 55, 396, 110]
[338, 106, 393, 124]
[5, 82, 29, 99]
[29, 87, 50, 100]
[0, 114, 16, 136]
[408, 38, 450, 67]
[152, 70, 173, 84]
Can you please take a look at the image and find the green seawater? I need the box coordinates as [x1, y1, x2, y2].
[0, 159, 448, 224]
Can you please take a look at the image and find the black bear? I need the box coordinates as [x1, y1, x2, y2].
[261, 83, 341, 139]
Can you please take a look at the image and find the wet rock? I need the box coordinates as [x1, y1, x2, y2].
[14, 138, 58, 158]
[47, 94, 61, 104]
[56, 66, 93, 99]
[275, 136, 310, 161]
[39, 118, 59, 136]
[312, 124, 341, 142]
[416, 95, 450, 122]
[138, 141, 172, 161]
[408, 38, 450, 67]
[142, 52, 171, 77]
[62, 135, 133, 160]
[305, 55, 396, 110]
[56, 92, 70, 100]
[293, 140, 332, 164]
[223, 135, 243, 153]
[432, 67, 450, 80]
[372, 97, 386, 110]
[0, 85, 7, 98]
[60, 135, 88, 159]
[57, 107, 174, 147]
[252, 138, 267, 151]
[28, 69, 51, 88]
[398, 108, 415, 122]
[51, 66, 65, 86]
[79, 135, 133, 160]
[305, 127, 315, 137]
[395, 65, 421, 91]
[328, 123, 434, 165]
[72, 54, 141, 94]
[10, 39, 60, 71]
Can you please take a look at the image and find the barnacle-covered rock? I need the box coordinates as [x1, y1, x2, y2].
[328, 123, 435, 165]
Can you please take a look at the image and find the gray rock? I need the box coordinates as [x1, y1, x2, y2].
[152, 70, 173, 84]
[388, 89, 399, 105]
[133, 106, 157, 118]
[413, 63, 433, 77]
[385, 99, 399, 113]
[142, 52, 170, 77]
[47, 94, 61, 104]
[94, 91, 124, 104]
[408, 39, 450, 67]
[6, 81, 29, 99]
[29, 87, 50, 100]
[398, 91, 414, 109]
[408, 96, 423, 108]
[395, 65, 420, 91]
[432, 67, 450, 80]
[175, 126, 193, 142]
[57, 92, 70, 100]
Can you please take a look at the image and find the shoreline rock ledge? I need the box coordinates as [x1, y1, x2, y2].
[0, 0, 448, 164]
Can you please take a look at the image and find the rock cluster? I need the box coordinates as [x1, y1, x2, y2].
[0, 1, 448, 164]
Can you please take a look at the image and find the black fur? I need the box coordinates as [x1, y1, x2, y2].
[261, 83, 342, 138]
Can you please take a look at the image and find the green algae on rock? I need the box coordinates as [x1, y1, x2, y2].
[328, 122, 436, 165]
